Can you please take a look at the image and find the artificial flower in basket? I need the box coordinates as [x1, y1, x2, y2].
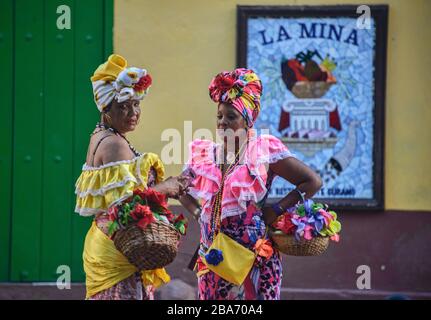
[269, 199, 341, 256]
[106, 188, 188, 270]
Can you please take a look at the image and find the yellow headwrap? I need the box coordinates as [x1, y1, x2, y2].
[91, 54, 152, 112]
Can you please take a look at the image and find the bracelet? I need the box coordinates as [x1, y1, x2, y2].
[271, 203, 285, 217]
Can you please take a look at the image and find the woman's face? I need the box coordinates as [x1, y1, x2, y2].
[217, 103, 247, 132]
[105, 99, 141, 133]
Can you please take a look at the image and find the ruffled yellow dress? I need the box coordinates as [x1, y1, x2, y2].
[75, 153, 170, 300]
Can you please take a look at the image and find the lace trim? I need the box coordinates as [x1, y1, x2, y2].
[188, 188, 213, 201]
[220, 197, 237, 206]
[191, 166, 221, 188]
[76, 153, 158, 197]
[75, 192, 133, 216]
[75, 206, 105, 216]
[229, 188, 267, 210]
[82, 154, 144, 171]
[220, 207, 244, 220]
[256, 150, 296, 165]
[75, 177, 139, 198]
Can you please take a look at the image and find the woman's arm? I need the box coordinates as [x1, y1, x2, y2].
[263, 157, 322, 225]
[178, 194, 201, 221]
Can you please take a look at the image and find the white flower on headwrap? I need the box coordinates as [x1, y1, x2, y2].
[90, 54, 152, 112]
[113, 67, 148, 103]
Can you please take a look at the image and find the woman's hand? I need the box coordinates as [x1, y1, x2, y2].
[152, 176, 189, 198]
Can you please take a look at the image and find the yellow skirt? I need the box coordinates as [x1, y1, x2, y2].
[83, 222, 170, 299]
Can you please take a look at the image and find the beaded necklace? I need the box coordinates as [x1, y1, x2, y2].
[209, 141, 247, 241]
[92, 122, 142, 157]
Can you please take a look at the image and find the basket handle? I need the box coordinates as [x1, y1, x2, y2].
[293, 188, 306, 203]
[294, 188, 314, 216]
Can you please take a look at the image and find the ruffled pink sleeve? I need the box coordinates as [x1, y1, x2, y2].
[247, 134, 295, 166]
[184, 139, 221, 201]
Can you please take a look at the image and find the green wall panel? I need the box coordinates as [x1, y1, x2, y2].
[4, 0, 112, 282]
[11, 0, 45, 281]
[0, 0, 14, 281]
[40, 0, 74, 281]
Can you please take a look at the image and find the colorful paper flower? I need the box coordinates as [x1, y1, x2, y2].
[107, 205, 119, 221]
[309, 213, 325, 232]
[134, 74, 152, 92]
[291, 217, 306, 241]
[214, 73, 236, 91]
[330, 234, 340, 242]
[134, 188, 171, 215]
[273, 214, 296, 234]
[254, 239, 274, 259]
[131, 204, 155, 230]
[273, 199, 341, 243]
[205, 249, 224, 266]
[106, 188, 187, 237]
[173, 213, 188, 235]
[318, 209, 334, 226]
[130, 203, 151, 220]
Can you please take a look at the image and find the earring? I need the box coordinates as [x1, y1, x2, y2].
[103, 113, 112, 127]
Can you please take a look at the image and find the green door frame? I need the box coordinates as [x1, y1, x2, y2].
[0, 0, 113, 282]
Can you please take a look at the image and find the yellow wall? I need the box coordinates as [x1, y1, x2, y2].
[114, 0, 431, 211]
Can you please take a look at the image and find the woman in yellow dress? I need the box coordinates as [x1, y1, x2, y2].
[74, 54, 187, 300]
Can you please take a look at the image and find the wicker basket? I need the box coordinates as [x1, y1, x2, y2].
[113, 219, 180, 270]
[269, 228, 329, 256]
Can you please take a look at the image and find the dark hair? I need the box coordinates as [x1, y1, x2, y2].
[103, 101, 113, 114]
